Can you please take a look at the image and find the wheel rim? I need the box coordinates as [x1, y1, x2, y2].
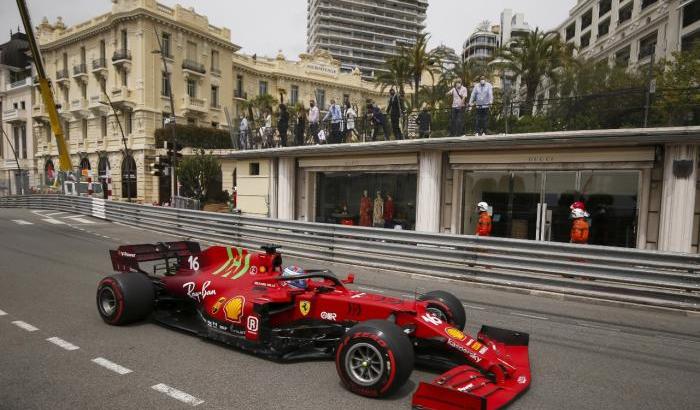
[426, 306, 448, 323]
[99, 287, 117, 317]
[345, 342, 385, 386]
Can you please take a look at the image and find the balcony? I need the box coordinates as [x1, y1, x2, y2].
[182, 95, 208, 114]
[182, 59, 206, 75]
[8, 77, 32, 90]
[110, 86, 135, 109]
[32, 103, 50, 122]
[88, 94, 109, 114]
[112, 49, 132, 67]
[2, 107, 28, 123]
[70, 98, 89, 118]
[72, 63, 88, 82]
[56, 69, 70, 85]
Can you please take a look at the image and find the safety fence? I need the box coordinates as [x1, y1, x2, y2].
[1, 195, 698, 311]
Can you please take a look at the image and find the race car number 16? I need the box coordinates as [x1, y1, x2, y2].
[188, 256, 200, 270]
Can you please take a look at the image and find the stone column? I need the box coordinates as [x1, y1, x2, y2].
[658, 144, 698, 253]
[415, 151, 442, 233]
[269, 159, 278, 219]
[277, 157, 295, 220]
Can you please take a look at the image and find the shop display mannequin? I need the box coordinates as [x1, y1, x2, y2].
[383, 194, 395, 228]
[359, 190, 372, 227]
[373, 191, 384, 227]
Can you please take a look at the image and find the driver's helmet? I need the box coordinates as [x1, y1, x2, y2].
[282, 265, 307, 290]
[570, 201, 586, 211]
[571, 208, 590, 219]
[477, 201, 489, 213]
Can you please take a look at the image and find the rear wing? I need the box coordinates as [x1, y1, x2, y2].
[110, 241, 201, 274]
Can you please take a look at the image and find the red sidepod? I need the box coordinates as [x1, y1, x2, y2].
[412, 322, 531, 410]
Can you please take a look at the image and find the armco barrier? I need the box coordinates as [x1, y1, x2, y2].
[1, 195, 698, 311]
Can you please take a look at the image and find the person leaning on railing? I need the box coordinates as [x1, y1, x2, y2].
[308, 100, 320, 144]
[295, 106, 306, 146]
[416, 103, 431, 138]
[446, 79, 468, 136]
[469, 76, 494, 136]
[277, 104, 289, 147]
[323, 99, 344, 144]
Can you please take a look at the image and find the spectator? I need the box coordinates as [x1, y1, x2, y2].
[262, 109, 273, 148]
[308, 100, 320, 144]
[368, 102, 390, 142]
[295, 106, 306, 146]
[277, 104, 289, 147]
[469, 76, 494, 136]
[238, 114, 249, 150]
[387, 88, 404, 140]
[323, 99, 343, 144]
[344, 102, 359, 143]
[416, 103, 431, 138]
[446, 79, 468, 136]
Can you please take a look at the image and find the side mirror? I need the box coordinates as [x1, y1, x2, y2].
[342, 274, 355, 285]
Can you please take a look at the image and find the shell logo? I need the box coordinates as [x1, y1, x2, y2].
[224, 296, 245, 323]
[445, 327, 467, 341]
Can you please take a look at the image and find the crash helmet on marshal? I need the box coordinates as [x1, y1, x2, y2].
[282, 265, 307, 289]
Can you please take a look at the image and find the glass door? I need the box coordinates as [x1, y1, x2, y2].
[510, 172, 542, 240]
[541, 171, 579, 243]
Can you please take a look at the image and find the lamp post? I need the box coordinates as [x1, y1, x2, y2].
[98, 89, 131, 202]
[152, 25, 178, 200]
[0, 126, 23, 195]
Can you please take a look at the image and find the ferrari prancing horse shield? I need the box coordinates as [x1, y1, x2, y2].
[299, 300, 311, 316]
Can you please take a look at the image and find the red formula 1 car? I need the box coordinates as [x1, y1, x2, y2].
[96, 242, 531, 409]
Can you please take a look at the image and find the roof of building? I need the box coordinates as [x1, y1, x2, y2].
[0, 32, 31, 69]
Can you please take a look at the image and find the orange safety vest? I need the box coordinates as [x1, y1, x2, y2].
[570, 218, 590, 244]
[476, 212, 492, 236]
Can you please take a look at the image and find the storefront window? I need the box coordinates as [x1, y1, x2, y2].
[316, 172, 417, 230]
[463, 170, 639, 248]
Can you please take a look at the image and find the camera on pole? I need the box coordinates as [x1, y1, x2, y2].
[150, 155, 170, 177]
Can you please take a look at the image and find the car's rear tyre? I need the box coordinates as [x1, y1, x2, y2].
[419, 290, 466, 330]
[336, 320, 414, 398]
[97, 273, 154, 325]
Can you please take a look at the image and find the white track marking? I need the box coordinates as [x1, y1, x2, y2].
[12, 219, 33, 225]
[91, 357, 133, 375]
[46, 337, 80, 351]
[0, 309, 7, 316]
[463, 304, 486, 310]
[357, 286, 384, 293]
[510, 312, 549, 321]
[151, 384, 204, 406]
[42, 218, 66, 225]
[31, 210, 50, 215]
[44, 212, 67, 217]
[12, 321, 39, 332]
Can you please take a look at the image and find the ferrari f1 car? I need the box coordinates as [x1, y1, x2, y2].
[97, 242, 531, 409]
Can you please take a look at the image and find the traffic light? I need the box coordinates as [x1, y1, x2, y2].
[150, 156, 171, 177]
[168, 142, 184, 161]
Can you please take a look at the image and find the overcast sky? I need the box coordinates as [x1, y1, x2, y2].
[1, 0, 574, 58]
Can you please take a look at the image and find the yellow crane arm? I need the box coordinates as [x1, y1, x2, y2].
[16, 0, 72, 171]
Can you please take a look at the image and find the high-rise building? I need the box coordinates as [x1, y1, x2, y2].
[500, 9, 531, 47]
[306, 0, 428, 80]
[463, 24, 500, 62]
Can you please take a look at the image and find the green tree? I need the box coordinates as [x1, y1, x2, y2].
[241, 94, 278, 128]
[448, 58, 490, 88]
[404, 33, 440, 107]
[178, 150, 222, 203]
[498, 28, 570, 114]
[376, 52, 412, 96]
[655, 45, 700, 126]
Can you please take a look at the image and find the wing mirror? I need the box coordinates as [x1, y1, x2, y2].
[342, 274, 355, 285]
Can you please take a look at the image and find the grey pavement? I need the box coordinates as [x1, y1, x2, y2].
[0, 208, 699, 410]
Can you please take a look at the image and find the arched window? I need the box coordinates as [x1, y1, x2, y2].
[98, 157, 110, 180]
[121, 155, 137, 199]
[45, 159, 56, 186]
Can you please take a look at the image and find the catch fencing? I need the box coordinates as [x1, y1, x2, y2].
[1, 195, 698, 311]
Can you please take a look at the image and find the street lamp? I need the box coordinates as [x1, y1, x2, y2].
[98, 92, 132, 202]
[152, 25, 178, 200]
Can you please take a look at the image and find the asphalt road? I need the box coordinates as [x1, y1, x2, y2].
[0, 208, 699, 410]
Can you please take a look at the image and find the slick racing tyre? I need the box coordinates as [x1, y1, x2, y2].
[97, 273, 154, 325]
[336, 320, 414, 398]
[419, 290, 466, 330]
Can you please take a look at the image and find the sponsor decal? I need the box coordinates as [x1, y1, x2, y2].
[211, 297, 226, 314]
[211, 247, 252, 280]
[320, 312, 337, 321]
[471, 341, 483, 352]
[253, 281, 277, 288]
[250, 266, 258, 275]
[517, 376, 527, 384]
[421, 313, 443, 326]
[183, 281, 216, 302]
[224, 296, 245, 323]
[479, 347, 488, 355]
[299, 300, 311, 316]
[119, 251, 136, 258]
[204, 319, 228, 331]
[445, 327, 467, 341]
[229, 326, 245, 336]
[247, 316, 259, 333]
[447, 339, 481, 363]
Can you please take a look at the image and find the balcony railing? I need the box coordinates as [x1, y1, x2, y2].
[234, 89, 247, 99]
[112, 49, 132, 62]
[9, 77, 32, 89]
[73, 63, 88, 76]
[182, 59, 206, 74]
[92, 58, 107, 70]
[56, 69, 69, 80]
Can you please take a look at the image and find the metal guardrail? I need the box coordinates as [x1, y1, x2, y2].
[1, 195, 698, 311]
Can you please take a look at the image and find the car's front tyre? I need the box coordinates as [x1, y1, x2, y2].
[97, 273, 154, 325]
[335, 320, 414, 398]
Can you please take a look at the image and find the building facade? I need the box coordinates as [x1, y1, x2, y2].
[221, 127, 700, 254]
[500, 9, 532, 47]
[306, 0, 428, 79]
[32, 0, 238, 202]
[463, 25, 500, 63]
[0, 32, 36, 196]
[556, 0, 700, 67]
